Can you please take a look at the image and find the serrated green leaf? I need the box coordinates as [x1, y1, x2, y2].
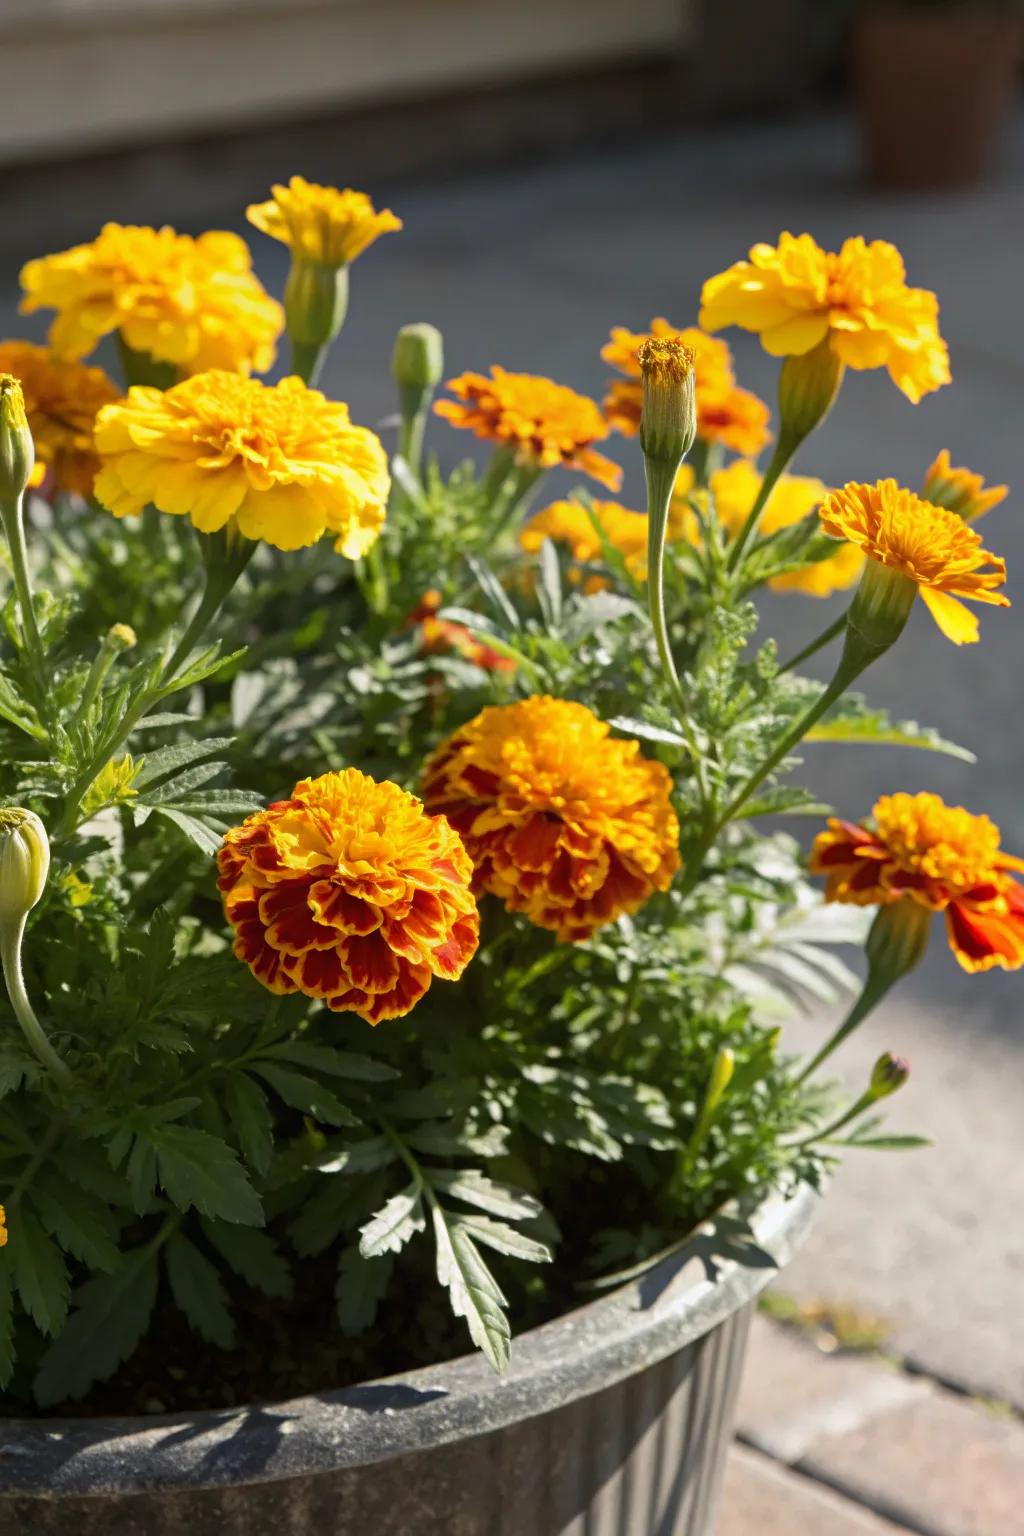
[9, 1209, 70, 1338]
[224, 1071, 274, 1175]
[405, 1122, 510, 1159]
[262, 1042, 399, 1082]
[33, 1247, 159, 1406]
[431, 1206, 509, 1374]
[150, 806, 224, 855]
[430, 1170, 543, 1222]
[608, 715, 687, 748]
[140, 761, 227, 802]
[150, 1125, 263, 1225]
[126, 1138, 158, 1214]
[806, 705, 974, 762]
[840, 1134, 932, 1150]
[133, 738, 235, 789]
[200, 1218, 293, 1299]
[33, 1177, 121, 1272]
[456, 1213, 552, 1263]
[165, 1231, 235, 1348]
[335, 1245, 393, 1335]
[316, 1135, 398, 1175]
[252, 1063, 359, 1128]
[358, 1182, 425, 1258]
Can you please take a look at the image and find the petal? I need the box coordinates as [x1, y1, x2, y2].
[919, 586, 979, 645]
[341, 932, 401, 994]
[760, 311, 831, 357]
[259, 883, 338, 954]
[946, 898, 1024, 973]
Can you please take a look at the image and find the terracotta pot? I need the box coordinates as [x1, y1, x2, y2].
[0, 1185, 817, 1536]
[854, 6, 1023, 188]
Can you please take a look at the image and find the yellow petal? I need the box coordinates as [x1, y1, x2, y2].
[760, 311, 830, 357]
[919, 586, 979, 645]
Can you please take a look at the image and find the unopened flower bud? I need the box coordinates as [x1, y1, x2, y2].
[392, 324, 444, 396]
[777, 337, 844, 444]
[0, 808, 50, 928]
[869, 1051, 910, 1099]
[107, 622, 137, 651]
[639, 337, 697, 467]
[704, 1045, 735, 1117]
[866, 897, 931, 987]
[0, 375, 35, 502]
[844, 558, 918, 666]
[284, 259, 349, 350]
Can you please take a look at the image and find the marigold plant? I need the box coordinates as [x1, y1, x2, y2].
[0, 194, 1015, 1414]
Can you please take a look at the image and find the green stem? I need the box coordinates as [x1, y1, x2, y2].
[779, 610, 848, 674]
[0, 493, 48, 708]
[726, 431, 799, 574]
[790, 1087, 878, 1150]
[0, 917, 72, 1088]
[290, 339, 326, 388]
[794, 971, 892, 1087]
[398, 408, 428, 483]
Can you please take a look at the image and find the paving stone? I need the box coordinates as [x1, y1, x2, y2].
[736, 1315, 928, 1463]
[719, 1446, 915, 1536]
[799, 1390, 1024, 1536]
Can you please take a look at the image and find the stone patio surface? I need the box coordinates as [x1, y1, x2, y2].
[1, 104, 1021, 1531]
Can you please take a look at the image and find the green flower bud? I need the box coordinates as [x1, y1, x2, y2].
[392, 324, 444, 395]
[866, 897, 931, 986]
[869, 1051, 910, 1099]
[284, 259, 349, 350]
[777, 337, 844, 443]
[844, 558, 918, 665]
[0, 808, 50, 927]
[107, 622, 137, 652]
[0, 375, 35, 501]
[639, 337, 697, 467]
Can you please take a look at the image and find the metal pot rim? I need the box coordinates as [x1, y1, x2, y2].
[0, 1180, 818, 1498]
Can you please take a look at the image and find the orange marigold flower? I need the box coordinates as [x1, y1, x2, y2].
[811, 793, 1024, 974]
[93, 371, 389, 558]
[674, 458, 863, 597]
[408, 590, 516, 673]
[435, 368, 622, 490]
[218, 770, 479, 1025]
[422, 697, 680, 942]
[921, 449, 1008, 523]
[0, 1203, 7, 1247]
[519, 498, 647, 588]
[819, 479, 1008, 644]
[602, 320, 771, 456]
[20, 223, 283, 376]
[246, 177, 402, 266]
[699, 233, 950, 404]
[0, 341, 121, 497]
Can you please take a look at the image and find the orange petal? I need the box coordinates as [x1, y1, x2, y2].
[919, 586, 979, 645]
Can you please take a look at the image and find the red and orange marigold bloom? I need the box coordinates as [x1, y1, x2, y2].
[218, 770, 479, 1025]
[699, 233, 950, 404]
[407, 590, 516, 673]
[435, 368, 622, 490]
[810, 793, 1024, 974]
[422, 697, 680, 942]
[0, 1203, 7, 1248]
[602, 320, 771, 456]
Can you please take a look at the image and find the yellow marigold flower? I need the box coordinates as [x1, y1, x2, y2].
[435, 368, 622, 491]
[0, 1204, 7, 1247]
[218, 770, 479, 1025]
[921, 449, 1008, 522]
[0, 341, 120, 497]
[811, 794, 1024, 974]
[422, 697, 680, 942]
[520, 498, 647, 588]
[20, 224, 283, 376]
[602, 320, 771, 455]
[699, 233, 950, 404]
[819, 479, 1008, 644]
[673, 458, 864, 597]
[93, 371, 389, 558]
[246, 177, 402, 266]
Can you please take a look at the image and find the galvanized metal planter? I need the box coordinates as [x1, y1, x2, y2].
[0, 1183, 817, 1535]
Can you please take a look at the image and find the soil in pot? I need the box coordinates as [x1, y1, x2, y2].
[854, 6, 1023, 189]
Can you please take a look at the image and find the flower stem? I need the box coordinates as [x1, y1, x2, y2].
[779, 610, 849, 674]
[726, 431, 798, 574]
[0, 917, 71, 1088]
[0, 492, 49, 710]
[793, 973, 891, 1088]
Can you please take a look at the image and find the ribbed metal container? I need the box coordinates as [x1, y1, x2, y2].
[0, 1184, 817, 1535]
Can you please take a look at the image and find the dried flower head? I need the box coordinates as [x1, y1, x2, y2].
[20, 223, 283, 376]
[820, 479, 1008, 644]
[811, 793, 1024, 974]
[699, 233, 950, 403]
[247, 178, 402, 267]
[0, 341, 120, 497]
[602, 320, 771, 456]
[435, 368, 622, 490]
[93, 371, 389, 558]
[422, 697, 680, 941]
[218, 771, 479, 1025]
